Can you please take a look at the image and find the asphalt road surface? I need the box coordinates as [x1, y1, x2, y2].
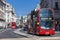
[15, 28, 60, 38]
[0, 28, 60, 39]
[0, 29, 27, 39]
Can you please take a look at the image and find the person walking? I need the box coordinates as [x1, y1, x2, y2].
[59, 22, 60, 31]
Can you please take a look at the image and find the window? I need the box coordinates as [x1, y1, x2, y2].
[40, 20, 53, 28]
[40, 9, 52, 18]
[0, 5, 3, 10]
[55, 2, 59, 10]
[8, 19, 9, 22]
[0, 2, 3, 10]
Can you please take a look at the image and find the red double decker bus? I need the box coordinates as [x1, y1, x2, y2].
[27, 8, 55, 35]
[11, 22, 16, 29]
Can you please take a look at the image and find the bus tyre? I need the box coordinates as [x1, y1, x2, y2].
[47, 34, 51, 36]
[48, 34, 50, 36]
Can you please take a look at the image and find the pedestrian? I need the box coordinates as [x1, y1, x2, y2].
[59, 22, 60, 31]
[55, 21, 57, 31]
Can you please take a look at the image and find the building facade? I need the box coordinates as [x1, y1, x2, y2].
[23, 16, 27, 23]
[16, 16, 27, 28]
[16, 16, 23, 27]
[40, 0, 60, 31]
[0, 0, 6, 28]
[5, 3, 16, 28]
[40, 0, 60, 9]
[40, 0, 60, 19]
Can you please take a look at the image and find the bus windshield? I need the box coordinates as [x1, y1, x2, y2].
[40, 9, 53, 29]
[40, 20, 53, 28]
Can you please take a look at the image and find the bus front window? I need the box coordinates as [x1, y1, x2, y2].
[40, 9, 53, 29]
[40, 20, 53, 29]
[40, 9, 53, 18]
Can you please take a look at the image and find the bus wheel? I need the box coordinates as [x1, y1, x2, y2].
[46, 34, 51, 36]
[48, 34, 50, 36]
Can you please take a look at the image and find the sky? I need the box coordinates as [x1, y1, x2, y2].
[6, 0, 40, 16]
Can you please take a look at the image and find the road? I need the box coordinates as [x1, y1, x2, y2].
[0, 28, 60, 40]
[14, 28, 60, 37]
[0, 29, 27, 39]
[13, 28, 60, 40]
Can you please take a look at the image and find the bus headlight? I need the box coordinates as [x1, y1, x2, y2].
[49, 18, 51, 20]
[37, 22, 40, 25]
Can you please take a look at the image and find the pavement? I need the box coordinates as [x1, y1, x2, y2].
[0, 38, 60, 40]
[55, 31, 60, 33]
